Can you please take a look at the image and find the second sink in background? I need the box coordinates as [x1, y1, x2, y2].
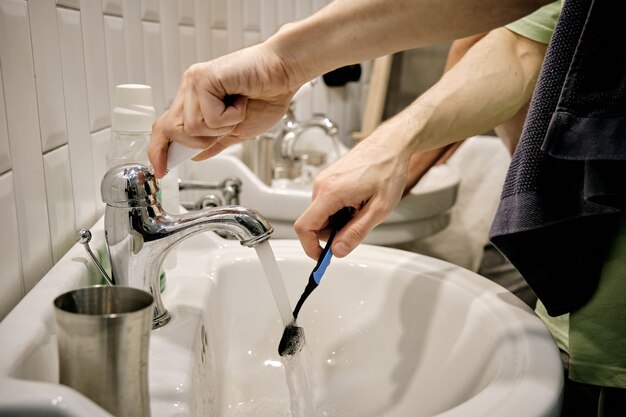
[178, 143, 460, 246]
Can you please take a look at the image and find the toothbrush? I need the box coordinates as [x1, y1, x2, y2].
[278, 206, 355, 357]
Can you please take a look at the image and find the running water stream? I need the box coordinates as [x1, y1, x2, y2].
[255, 241, 315, 417]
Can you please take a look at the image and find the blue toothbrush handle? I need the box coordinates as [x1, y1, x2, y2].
[312, 247, 334, 284]
[310, 206, 354, 284]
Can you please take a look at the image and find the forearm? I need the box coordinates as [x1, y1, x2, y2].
[391, 28, 546, 154]
[266, 0, 549, 85]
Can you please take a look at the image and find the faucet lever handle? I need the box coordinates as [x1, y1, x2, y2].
[76, 229, 114, 286]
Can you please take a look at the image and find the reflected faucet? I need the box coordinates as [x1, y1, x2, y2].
[101, 164, 273, 329]
[279, 107, 340, 163]
[242, 98, 341, 185]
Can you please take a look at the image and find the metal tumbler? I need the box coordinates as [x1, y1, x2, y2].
[54, 285, 154, 417]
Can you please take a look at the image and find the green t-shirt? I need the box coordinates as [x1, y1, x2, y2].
[506, 1, 562, 44]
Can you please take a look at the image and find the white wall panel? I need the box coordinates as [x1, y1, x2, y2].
[103, 14, 128, 103]
[243, 0, 260, 31]
[0, 67, 10, 174]
[123, 0, 145, 83]
[57, 8, 97, 230]
[43, 146, 76, 263]
[260, 0, 277, 40]
[80, 0, 111, 132]
[227, 0, 243, 52]
[277, 0, 295, 27]
[178, 0, 194, 25]
[56, 0, 80, 9]
[141, 0, 159, 21]
[211, 28, 228, 59]
[295, 0, 311, 20]
[0, 172, 23, 321]
[194, 0, 211, 61]
[243, 31, 261, 48]
[178, 25, 197, 74]
[0, 0, 53, 292]
[91, 128, 111, 218]
[143, 21, 166, 115]
[102, 0, 123, 16]
[28, 0, 68, 153]
[210, 0, 227, 28]
[160, 0, 181, 107]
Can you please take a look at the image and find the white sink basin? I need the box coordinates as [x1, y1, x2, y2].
[0, 216, 562, 417]
[181, 144, 460, 245]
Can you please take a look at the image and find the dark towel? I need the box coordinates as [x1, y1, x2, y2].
[489, 0, 626, 316]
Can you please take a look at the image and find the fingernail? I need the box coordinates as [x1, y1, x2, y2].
[334, 242, 350, 257]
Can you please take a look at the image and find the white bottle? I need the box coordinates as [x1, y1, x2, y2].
[106, 84, 154, 169]
[107, 84, 178, 286]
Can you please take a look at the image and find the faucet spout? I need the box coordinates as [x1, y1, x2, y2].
[101, 164, 273, 328]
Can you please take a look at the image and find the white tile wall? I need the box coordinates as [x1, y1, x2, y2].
[0, 0, 364, 321]
[159, 0, 181, 107]
[43, 145, 76, 263]
[91, 128, 111, 218]
[140, 0, 159, 22]
[103, 14, 128, 102]
[57, 7, 98, 230]
[28, 0, 68, 153]
[0, 0, 53, 295]
[0, 68, 11, 174]
[178, 25, 197, 74]
[143, 21, 166, 114]
[0, 172, 23, 320]
[123, 0, 145, 83]
[194, 0, 211, 61]
[80, 0, 111, 132]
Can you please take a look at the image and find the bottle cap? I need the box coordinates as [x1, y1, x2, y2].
[111, 84, 156, 133]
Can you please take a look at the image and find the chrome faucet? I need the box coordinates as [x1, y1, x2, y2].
[242, 105, 341, 184]
[279, 107, 340, 163]
[100, 164, 273, 329]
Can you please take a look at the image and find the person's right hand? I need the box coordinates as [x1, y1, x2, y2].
[294, 121, 413, 260]
[148, 44, 301, 178]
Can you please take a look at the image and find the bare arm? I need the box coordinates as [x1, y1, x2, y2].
[270, 0, 549, 85]
[390, 28, 546, 154]
[295, 28, 547, 259]
[148, 0, 548, 178]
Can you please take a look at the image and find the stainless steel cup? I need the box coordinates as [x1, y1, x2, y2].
[54, 286, 154, 417]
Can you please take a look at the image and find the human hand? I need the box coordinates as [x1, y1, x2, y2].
[294, 124, 412, 260]
[148, 44, 300, 178]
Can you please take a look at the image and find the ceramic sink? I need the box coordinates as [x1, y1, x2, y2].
[0, 214, 562, 417]
[180, 144, 460, 245]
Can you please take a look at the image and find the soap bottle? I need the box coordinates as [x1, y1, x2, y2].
[106, 84, 175, 290]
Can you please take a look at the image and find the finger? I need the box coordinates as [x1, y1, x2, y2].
[197, 86, 248, 129]
[182, 83, 208, 137]
[331, 199, 388, 257]
[148, 118, 172, 178]
[165, 80, 236, 140]
[294, 196, 345, 260]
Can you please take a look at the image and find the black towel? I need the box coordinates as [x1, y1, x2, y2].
[489, 0, 626, 316]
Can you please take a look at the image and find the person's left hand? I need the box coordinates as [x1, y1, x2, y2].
[294, 121, 412, 260]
